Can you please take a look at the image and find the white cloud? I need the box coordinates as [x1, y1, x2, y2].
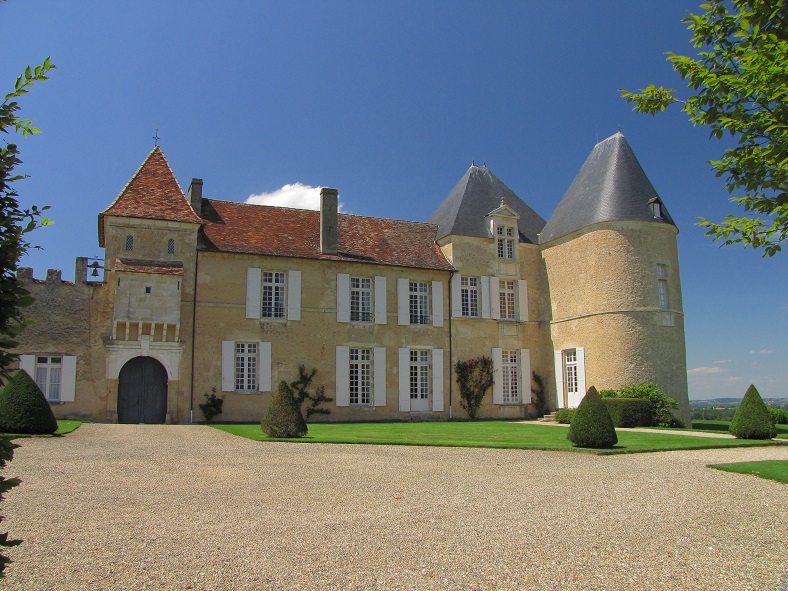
[713, 359, 734, 365]
[724, 376, 742, 382]
[687, 366, 725, 375]
[246, 183, 343, 211]
[748, 349, 774, 355]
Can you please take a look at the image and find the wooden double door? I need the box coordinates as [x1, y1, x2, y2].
[118, 357, 168, 424]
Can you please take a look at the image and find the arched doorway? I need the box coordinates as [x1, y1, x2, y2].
[117, 357, 168, 424]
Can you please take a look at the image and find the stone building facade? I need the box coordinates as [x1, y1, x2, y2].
[13, 132, 692, 425]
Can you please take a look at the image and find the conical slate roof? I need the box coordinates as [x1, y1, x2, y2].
[428, 164, 546, 243]
[539, 132, 675, 244]
[98, 147, 203, 246]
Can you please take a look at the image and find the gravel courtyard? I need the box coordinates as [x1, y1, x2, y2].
[2, 424, 786, 591]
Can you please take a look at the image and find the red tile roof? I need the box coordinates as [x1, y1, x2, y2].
[199, 200, 454, 271]
[114, 258, 184, 276]
[99, 147, 202, 246]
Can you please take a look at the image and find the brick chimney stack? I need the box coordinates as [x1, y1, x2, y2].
[188, 178, 203, 217]
[320, 188, 338, 254]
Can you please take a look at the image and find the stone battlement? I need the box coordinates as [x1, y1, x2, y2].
[18, 257, 105, 287]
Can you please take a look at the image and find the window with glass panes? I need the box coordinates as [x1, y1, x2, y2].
[563, 350, 578, 398]
[496, 226, 515, 259]
[409, 281, 429, 325]
[461, 277, 479, 318]
[350, 277, 372, 322]
[234, 343, 258, 391]
[35, 356, 62, 402]
[501, 350, 520, 403]
[657, 264, 669, 309]
[499, 280, 516, 320]
[349, 348, 372, 404]
[409, 350, 430, 400]
[262, 272, 286, 319]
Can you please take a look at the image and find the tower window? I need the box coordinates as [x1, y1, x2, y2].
[125, 236, 134, 252]
[167, 238, 175, 254]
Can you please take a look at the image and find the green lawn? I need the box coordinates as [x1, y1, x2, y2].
[210, 421, 787, 455]
[708, 460, 788, 484]
[1, 420, 82, 438]
[692, 420, 788, 439]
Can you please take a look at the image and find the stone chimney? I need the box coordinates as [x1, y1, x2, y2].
[188, 178, 203, 217]
[320, 188, 338, 254]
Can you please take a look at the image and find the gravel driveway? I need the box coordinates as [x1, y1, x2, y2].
[2, 424, 787, 591]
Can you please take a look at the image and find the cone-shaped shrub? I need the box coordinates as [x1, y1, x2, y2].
[567, 386, 618, 448]
[261, 380, 308, 438]
[0, 370, 58, 435]
[729, 384, 776, 440]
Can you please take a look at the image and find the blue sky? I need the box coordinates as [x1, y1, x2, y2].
[3, 1, 786, 400]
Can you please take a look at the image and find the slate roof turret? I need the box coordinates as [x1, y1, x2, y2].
[428, 164, 546, 243]
[98, 147, 203, 246]
[539, 132, 676, 244]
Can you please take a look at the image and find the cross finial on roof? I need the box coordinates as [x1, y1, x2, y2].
[152, 128, 160, 147]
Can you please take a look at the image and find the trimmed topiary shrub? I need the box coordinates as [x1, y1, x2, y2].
[554, 408, 575, 424]
[261, 380, 308, 438]
[567, 386, 618, 448]
[614, 383, 683, 428]
[729, 384, 777, 440]
[0, 370, 57, 435]
[602, 397, 653, 428]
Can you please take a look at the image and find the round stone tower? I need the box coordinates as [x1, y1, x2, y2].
[539, 132, 691, 426]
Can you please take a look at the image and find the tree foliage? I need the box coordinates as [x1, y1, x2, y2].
[0, 437, 21, 577]
[290, 365, 332, 420]
[603, 382, 682, 428]
[621, 1, 788, 255]
[455, 356, 493, 420]
[0, 369, 57, 434]
[566, 386, 618, 449]
[261, 380, 308, 438]
[729, 384, 777, 439]
[0, 58, 55, 380]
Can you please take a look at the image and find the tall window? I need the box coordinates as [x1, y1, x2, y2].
[461, 277, 479, 318]
[501, 350, 520, 403]
[35, 356, 62, 402]
[235, 343, 258, 391]
[409, 350, 430, 401]
[167, 238, 175, 255]
[563, 350, 578, 399]
[351, 277, 372, 322]
[409, 281, 429, 325]
[262, 272, 286, 319]
[125, 235, 134, 252]
[657, 264, 669, 309]
[499, 280, 516, 320]
[496, 225, 515, 259]
[349, 348, 372, 405]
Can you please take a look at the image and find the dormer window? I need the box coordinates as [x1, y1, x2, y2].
[125, 235, 134, 252]
[496, 225, 515, 259]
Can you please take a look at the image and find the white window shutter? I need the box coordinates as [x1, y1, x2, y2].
[335, 346, 350, 406]
[432, 281, 443, 327]
[374, 276, 387, 325]
[258, 342, 271, 392]
[221, 341, 235, 392]
[398, 347, 410, 411]
[554, 351, 565, 409]
[576, 347, 586, 401]
[492, 348, 503, 404]
[520, 349, 531, 404]
[480, 276, 491, 319]
[18, 354, 34, 377]
[60, 356, 77, 402]
[336, 273, 350, 323]
[246, 268, 261, 319]
[450, 274, 462, 317]
[490, 278, 501, 320]
[432, 349, 444, 411]
[288, 270, 301, 321]
[518, 279, 529, 322]
[397, 278, 409, 325]
[373, 347, 386, 407]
